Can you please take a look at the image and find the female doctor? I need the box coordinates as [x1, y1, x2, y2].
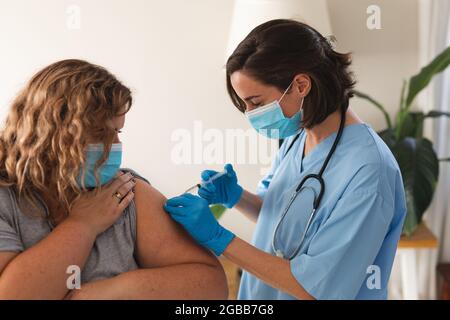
[164, 19, 406, 300]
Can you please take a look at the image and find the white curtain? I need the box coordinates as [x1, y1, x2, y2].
[418, 0, 450, 300]
[389, 0, 450, 300]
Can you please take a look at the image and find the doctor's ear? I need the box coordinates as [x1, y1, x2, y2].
[293, 74, 311, 98]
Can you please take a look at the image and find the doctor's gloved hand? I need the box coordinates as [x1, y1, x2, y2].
[198, 163, 243, 208]
[164, 194, 235, 256]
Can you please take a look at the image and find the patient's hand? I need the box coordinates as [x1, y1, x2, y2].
[68, 172, 136, 237]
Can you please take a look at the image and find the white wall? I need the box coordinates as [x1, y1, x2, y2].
[328, 0, 420, 130]
[0, 0, 420, 243]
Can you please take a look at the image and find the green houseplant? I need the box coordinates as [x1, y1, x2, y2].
[210, 203, 227, 220]
[354, 46, 450, 236]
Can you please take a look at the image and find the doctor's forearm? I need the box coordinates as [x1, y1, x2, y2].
[234, 190, 262, 223]
[223, 237, 314, 300]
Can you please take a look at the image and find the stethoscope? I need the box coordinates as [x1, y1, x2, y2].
[271, 109, 346, 260]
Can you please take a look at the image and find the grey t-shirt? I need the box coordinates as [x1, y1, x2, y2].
[0, 168, 149, 283]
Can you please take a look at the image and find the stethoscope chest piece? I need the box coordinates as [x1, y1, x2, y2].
[275, 250, 284, 258]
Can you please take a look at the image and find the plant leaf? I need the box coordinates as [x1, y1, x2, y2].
[424, 110, 450, 118]
[400, 80, 408, 110]
[210, 204, 227, 220]
[406, 46, 450, 107]
[391, 137, 439, 235]
[354, 90, 392, 128]
[397, 112, 425, 139]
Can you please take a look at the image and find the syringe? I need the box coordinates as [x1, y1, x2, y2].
[184, 169, 228, 194]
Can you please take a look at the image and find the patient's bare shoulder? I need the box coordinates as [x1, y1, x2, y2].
[134, 179, 166, 215]
[133, 179, 220, 269]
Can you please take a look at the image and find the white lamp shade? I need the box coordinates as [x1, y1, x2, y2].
[227, 0, 333, 58]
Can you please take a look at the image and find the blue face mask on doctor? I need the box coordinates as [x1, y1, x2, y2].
[78, 143, 122, 188]
[245, 80, 304, 139]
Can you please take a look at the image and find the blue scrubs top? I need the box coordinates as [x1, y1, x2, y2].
[238, 123, 406, 300]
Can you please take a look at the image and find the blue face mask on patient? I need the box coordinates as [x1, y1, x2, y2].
[78, 143, 122, 188]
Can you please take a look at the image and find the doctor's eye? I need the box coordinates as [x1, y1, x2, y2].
[115, 129, 123, 134]
[248, 102, 263, 110]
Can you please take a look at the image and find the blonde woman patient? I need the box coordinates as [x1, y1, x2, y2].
[0, 59, 227, 300]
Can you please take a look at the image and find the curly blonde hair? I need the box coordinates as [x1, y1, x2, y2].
[0, 59, 132, 220]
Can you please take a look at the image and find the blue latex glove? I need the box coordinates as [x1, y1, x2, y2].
[198, 163, 243, 208]
[164, 193, 235, 256]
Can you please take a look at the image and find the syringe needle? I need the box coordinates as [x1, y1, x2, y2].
[184, 183, 201, 194]
[184, 168, 229, 194]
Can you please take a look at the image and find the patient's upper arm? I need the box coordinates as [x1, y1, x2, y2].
[0, 252, 18, 276]
[134, 180, 220, 268]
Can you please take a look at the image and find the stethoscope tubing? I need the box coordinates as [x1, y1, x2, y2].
[271, 109, 347, 260]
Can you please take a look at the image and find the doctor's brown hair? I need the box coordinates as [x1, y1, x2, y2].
[226, 19, 356, 129]
[0, 59, 132, 221]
